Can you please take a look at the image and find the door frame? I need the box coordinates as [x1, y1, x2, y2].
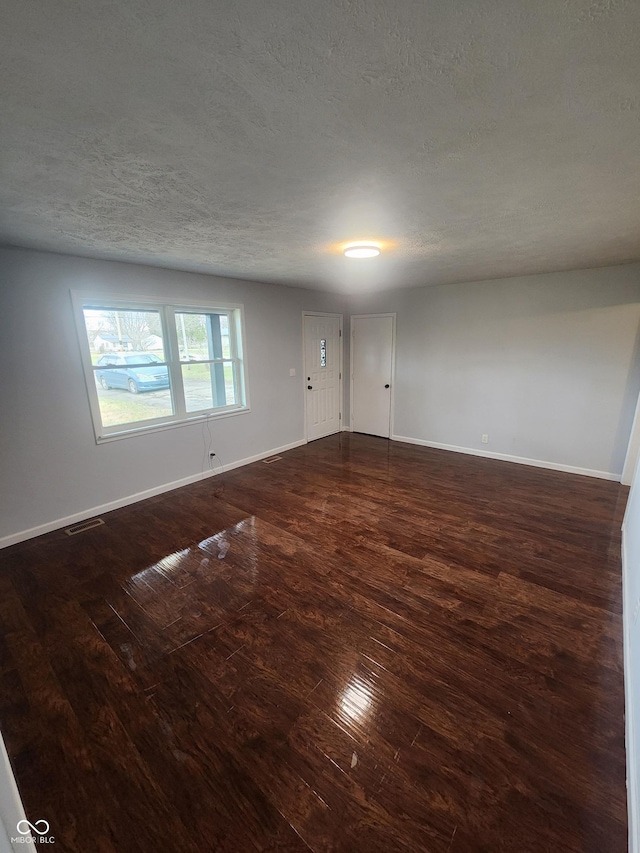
[623, 390, 640, 485]
[302, 311, 344, 443]
[350, 313, 397, 439]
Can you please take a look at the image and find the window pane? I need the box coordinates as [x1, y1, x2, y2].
[223, 361, 237, 405]
[182, 361, 237, 412]
[95, 370, 174, 427]
[175, 312, 231, 361]
[83, 307, 167, 362]
[123, 353, 164, 366]
[85, 306, 174, 429]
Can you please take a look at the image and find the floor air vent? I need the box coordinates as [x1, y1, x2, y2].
[262, 455, 282, 464]
[64, 518, 105, 536]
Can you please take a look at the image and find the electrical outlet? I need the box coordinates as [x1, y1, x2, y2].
[289, 368, 296, 376]
[481, 434, 489, 444]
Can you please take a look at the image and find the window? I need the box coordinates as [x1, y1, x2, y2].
[175, 311, 238, 412]
[73, 295, 249, 441]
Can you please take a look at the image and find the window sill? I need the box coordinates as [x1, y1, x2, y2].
[95, 406, 251, 444]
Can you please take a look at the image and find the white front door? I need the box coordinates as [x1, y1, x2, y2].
[351, 314, 395, 438]
[303, 313, 342, 441]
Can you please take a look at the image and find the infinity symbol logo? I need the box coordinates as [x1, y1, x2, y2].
[16, 819, 50, 835]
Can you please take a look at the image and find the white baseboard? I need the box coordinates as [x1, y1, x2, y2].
[0, 732, 28, 852]
[391, 435, 619, 481]
[0, 438, 306, 550]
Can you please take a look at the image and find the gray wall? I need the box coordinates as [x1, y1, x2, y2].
[349, 264, 640, 477]
[0, 247, 346, 542]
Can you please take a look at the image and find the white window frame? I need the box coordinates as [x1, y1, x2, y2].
[71, 291, 250, 443]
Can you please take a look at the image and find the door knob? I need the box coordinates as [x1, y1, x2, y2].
[307, 385, 313, 390]
[384, 384, 390, 389]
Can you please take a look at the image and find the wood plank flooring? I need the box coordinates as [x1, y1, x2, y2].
[0, 434, 628, 852]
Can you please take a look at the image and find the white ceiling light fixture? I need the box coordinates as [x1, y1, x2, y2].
[343, 242, 381, 259]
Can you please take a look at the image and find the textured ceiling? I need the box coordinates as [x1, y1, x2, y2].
[1, 0, 640, 293]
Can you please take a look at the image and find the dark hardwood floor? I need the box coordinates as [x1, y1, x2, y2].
[0, 434, 629, 852]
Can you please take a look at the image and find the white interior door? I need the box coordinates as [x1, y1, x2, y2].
[304, 313, 342, 441]
[351, 314, 395, 438]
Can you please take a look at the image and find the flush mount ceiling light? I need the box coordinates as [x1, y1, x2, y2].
[343, 242, 381, 259]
